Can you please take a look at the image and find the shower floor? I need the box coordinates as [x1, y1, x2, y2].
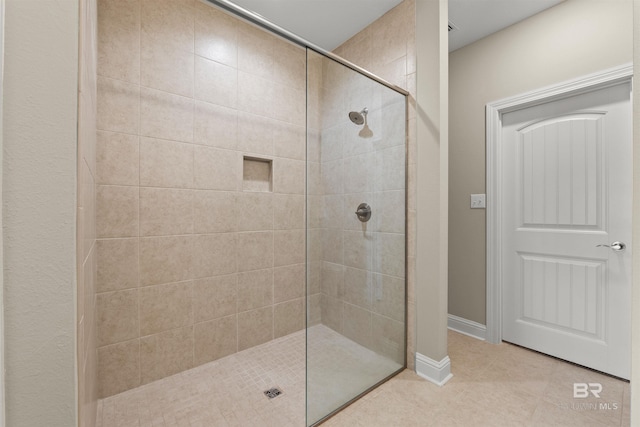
[96, 324, 402, 427]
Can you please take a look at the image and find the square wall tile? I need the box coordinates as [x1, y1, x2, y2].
[195, 56, 237, 109]
[139, 281, 193, 336]
[307, 294, 322, 326]
[273, 158, 304, 195]
[194, 146, 239, 191]
[139, 188, 194, 236]
[97, 340, 140, 398]
[140, 86, 194, 143]
[274, 299, 304, 338]
[321, 262, 345, 299]
[274, 229, 305, 267]
[97, 76, 140, 134]
[321, 295, 343, 334]
[372, 273, 405, 322]
[193, 190, 237, 233]
[97, 289, 139, 347]
[273, 194, 304, 230]
[237, 112, 274, 156]
[272, 40, 305, 90]
[140, 0, 194, 52]
[273, 264, 304, 303]
[97, 131, 139, 186]
[237, 22, 276, 80]
[237, 269, 273, 312]
[193, 275, 237, 322]
[374, 190, 405, 234]
[321, 194, 343, 230]
[139, 235, 193, 286]
[194, 315, 237, 366]
[374, 232, 405, 278]
[271, 82, 305, 126]
[140, 326, 194, 385]
[97, 238, 139, 293]
[96, 185, 139, 238]
[141, 40, 194, 98]
[343, 303, 372, 349]
[237, 192, 273, 231]
[97, 0, 140, 84]
[194, 101, 237, 150]
[140, 137, 194, 188]
[237, 306, 273, 351]
[237, 231, 273, 272]
[273, 121, 305, 161]
[372, 314, 405, 364]
[194, 0, 237, 68]
[344, 267, 371, 309]
[192, 233, 237, 278]
[237, 71, 274, 119]
[344, 230, 373, 270]
[321, 228, 343, 265]
[320, 159, 343, 195]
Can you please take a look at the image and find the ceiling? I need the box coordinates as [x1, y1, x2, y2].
[227, 0, 404, 51]
[448, 0, 564, 52]
[226, 0, 565, 52]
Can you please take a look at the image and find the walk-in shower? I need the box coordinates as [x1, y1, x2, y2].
[94, 0, 407, 425]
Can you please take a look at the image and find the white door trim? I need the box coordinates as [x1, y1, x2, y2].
[485, 63, 634, 344]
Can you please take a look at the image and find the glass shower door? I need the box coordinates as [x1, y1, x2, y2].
[305, 49, 407, 426]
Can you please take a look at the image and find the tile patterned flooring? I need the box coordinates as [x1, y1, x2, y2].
[96, 326, 631, 426]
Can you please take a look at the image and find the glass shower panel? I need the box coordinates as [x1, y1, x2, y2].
[306, 49, 407, 426]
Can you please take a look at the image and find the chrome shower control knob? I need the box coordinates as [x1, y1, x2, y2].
[355, 203, 371, 222]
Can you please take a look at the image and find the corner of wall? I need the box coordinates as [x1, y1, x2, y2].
[414, 0, 449, 363]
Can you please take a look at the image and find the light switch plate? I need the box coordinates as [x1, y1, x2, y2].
[471, 194, 486, 209]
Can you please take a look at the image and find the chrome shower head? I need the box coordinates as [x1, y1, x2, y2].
[348, 108, 368, 125]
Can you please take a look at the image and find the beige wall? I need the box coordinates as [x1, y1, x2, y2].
[2, 0, 79, 426]
[449, 0, 633, 324]
[414, 0, 449, 366]
[333, 0, 417, 368]
[95, 0, 307, 397]
[78, 0, 99, 425]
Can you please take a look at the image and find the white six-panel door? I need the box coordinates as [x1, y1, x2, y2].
[501, 81, 632, 379]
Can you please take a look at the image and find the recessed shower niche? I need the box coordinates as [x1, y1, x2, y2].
[243, 156, 272, 192]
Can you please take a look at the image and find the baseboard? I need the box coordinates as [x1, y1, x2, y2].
[448, 314, 486, 341]
[415, 353, 453, 386]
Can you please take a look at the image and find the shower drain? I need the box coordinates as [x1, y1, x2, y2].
[263, 387, 283, 399]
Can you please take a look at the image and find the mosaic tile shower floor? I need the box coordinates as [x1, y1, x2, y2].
[97, 327, 630, 426]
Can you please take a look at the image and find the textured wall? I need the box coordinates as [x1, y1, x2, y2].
[95, 0, 307, 397]
[3, 0, 79, 425]
[449, 0, 633, 325]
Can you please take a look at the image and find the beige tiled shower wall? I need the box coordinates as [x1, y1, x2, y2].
[95, 0, 309, 398]
[310, 56, 407, 366]
[332, 0, 416, 369]
[78, 0, 99, 425]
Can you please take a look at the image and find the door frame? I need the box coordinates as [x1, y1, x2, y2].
[485, 63, 633, 345]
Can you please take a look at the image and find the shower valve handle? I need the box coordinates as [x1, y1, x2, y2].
[355, 203, 372, 222]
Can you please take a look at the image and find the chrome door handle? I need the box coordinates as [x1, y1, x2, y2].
[596, 241, 626, 251]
